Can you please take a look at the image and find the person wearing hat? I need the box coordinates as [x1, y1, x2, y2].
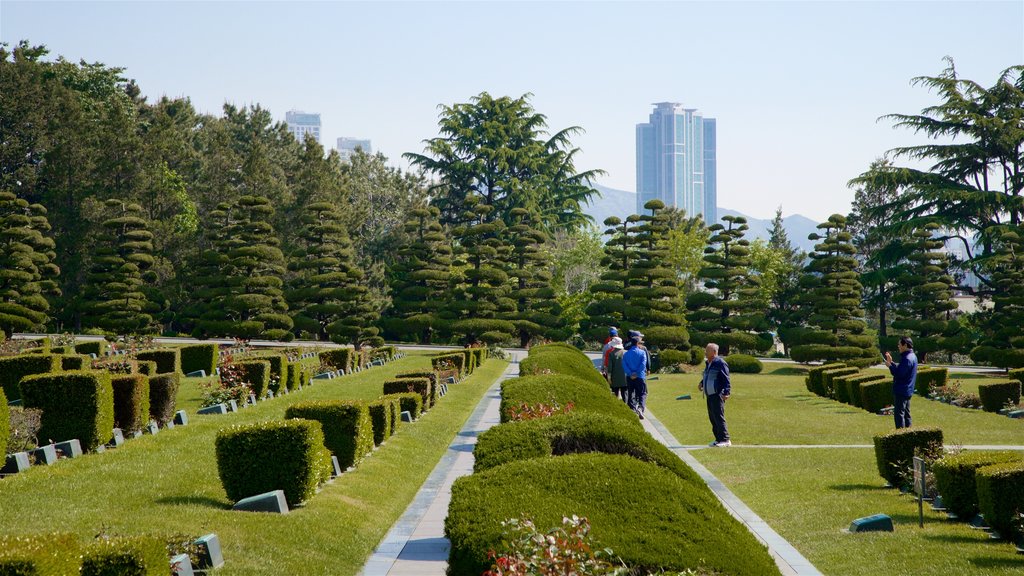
[622, 333, 652, 418]
[605, 337, 628, 402]
[600, 327, 619, 375]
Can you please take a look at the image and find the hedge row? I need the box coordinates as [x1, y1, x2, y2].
[804, 362, 846, 394]
[321, 348, 354, 373]
[431, 353, 465, 378]
[0, 353, 62, 402]
[111, 374, 150, 434]
[519, 343, 606, 387]
[383, 378, 432, 409]
[80, 536, 169, 576]
[285, 401, 374, 470]
[915, 367, 948, 397]
[0, 533, 82, 574]
[180, 343, 218, 375]
[977, 381, 1021, 412]
[396, 371, 439, 407]
[933, 450, 1023, 520]
[975, 460, 1024, 538]
[872, 426, 943, 487]
[0, 387, 8, 459]
[136, 348, 181, 375]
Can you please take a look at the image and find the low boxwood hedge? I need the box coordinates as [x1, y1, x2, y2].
[320, 348, 354, 373]
[860, 380, 892, 413]
[180, 343, 218, 376]
[0, 388, 8, 461]
[21, 371, 114, 452]
[75, 340, 106, 356]
[474, 411, 702, 487]
[285, 401, 374, 470]
[383, 378, 432, 408]
[257, 353, 286, 381]
[236, 359, 271, 398]
[367, 400, 392, 446]
[839, 373, 887, 408]
[1010, 367, 1024, 384]
[976, 460, 1024, 539]
[805, 362, 845, 394]
[136, 349, 181, 375]
[215, 419, 333, 506]
[500, 374, 639, 424]
[933, 450, 1023, 520]
[111, 374, 150, 434]
[383, 392, 423, 421]
[0, 353, 62, 402]
[821, 367, 858, 398]
[873, 426, 943, 487]
[915, 367, 948, 397]
[447, 453, 778, 576]
[136, 360, 158, 376]
[977, 380, 1021, 412]
[520, 346, 606, 387]
[80, 536, 168, 576]
[148, 373, 180, 427]
[431, 353, 465, 377]
[460, 349, 476, 375]
[397, 371, 439, 406]
[384, 396, 402, 436]
[60, 354, 88, 371]
[725, 353, 762, 374]
[281, 362, 296, 393]
[0, 533, 80, 575]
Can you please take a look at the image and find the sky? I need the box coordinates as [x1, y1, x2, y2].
[1, 1, 1021, 221]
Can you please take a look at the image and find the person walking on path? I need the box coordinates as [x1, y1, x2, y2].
[699, 343, 731, 447]
[606, 338, 628, 402]
[622, 334, 651, 418]
[601, 327, 619, 374]
[884, 336, 918, 429]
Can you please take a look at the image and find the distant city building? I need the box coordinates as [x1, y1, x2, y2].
[337, 137, 372, 161]
[285, 110, 321, 144]
[636, 102, 717, 223]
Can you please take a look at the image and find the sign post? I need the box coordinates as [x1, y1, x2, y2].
[913, 456, 926, 528]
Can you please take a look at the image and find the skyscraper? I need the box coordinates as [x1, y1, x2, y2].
[285, 110, 321, 144]
[636, 103, 717, 223]
[336, 137, 372, 161]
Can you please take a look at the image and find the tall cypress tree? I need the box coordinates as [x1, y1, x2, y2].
[580, 215, 641, 341]
[385, 206, 452, 344]
[444, 196, 515, 345]
[0, 191, 59, 336]
[686, 215, 767, 356]
[504, 208, 564, 347]
[767, 208, 806, 355]
[889, 223, 962, 362]
[971, 226, 1024, 368]
[288, 201, 380, 346]
[81, 200, 158, 334]
[630, 200, 688, 358]
[790, 214, 877, 367]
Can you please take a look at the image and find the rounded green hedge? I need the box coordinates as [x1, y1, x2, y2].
[446, 453, 777, 576]
[285, 400, 374, 470]
[499, 374, 638, 424]
[520, 346, 605, 387]
[933, 450, 1023, 520]
[724, 353, 762, 374]
[474, 412, 702, 486]
[80, 536, 168, 576]
[0, 533, 80, 574]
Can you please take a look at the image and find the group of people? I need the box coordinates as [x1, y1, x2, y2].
[601, 328, 733, 447]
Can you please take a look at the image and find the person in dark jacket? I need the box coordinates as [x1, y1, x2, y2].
[605, 339, 628, 402]
[699, 343, 731, 447]
[622, 334, 651, 418]
[885, 336, 918, 429]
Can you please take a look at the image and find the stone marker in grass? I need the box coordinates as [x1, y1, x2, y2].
[849, 514, 894, 532]
[232, 489, 289, 514]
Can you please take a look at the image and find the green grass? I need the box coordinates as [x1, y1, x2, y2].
[648, 362, 1024, 576]
[648, 364, 1023, 446]
[0, 354, 508, 575]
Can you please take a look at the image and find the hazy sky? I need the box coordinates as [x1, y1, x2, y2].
[2, 1, 1021, 221]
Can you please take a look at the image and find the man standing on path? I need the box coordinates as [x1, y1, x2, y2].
[884, 336, 918, 429]
[622, 334, 650, 419]
[699, 343, 731, 447]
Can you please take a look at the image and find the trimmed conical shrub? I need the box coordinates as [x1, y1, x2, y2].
[971, 225, 1024, 368]
[580, 214, 641, 341]
[385, 206, 452, 344]
[503, 208, 564, 347]
[630, 200, 688, 356]
[0, 191, 59, 335]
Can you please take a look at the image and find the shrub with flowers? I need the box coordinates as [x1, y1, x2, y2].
[484, 516, 626, 576]
[200, 356, 253, 407]
[506, 400, 575, 422]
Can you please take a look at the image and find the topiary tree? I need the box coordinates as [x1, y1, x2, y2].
[193, 196, 293, 340]
[686, 215, 768, 356]
[287, 201, 381, 346]
[790, 214, 877, 367]
[503, 208, 564, 347]
[80, 200, 158, 335]
[443, 196, 515, 345]
[580, 215, 641, 342]
[629, 200, 688, 359]
[0, 191, 60, 336]
[889, 223, 963, 362]
[385, 206, 452, 344]
[971, 225, 1024, 368]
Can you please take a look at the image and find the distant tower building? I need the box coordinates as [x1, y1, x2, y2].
[636, 103, 717, 223]
[336, 137, 372, 161]
[285, 110, 321, 144]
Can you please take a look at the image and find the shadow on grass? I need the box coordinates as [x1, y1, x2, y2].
[889, 512, 948, 527]
[922, 533, 987, 545]
[156, 495, 229, 509]
[769, 367, 807, 376]
[828, 483, 886, 492]
[968, 556, 1024, 569]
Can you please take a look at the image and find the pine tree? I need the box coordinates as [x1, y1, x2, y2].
[970, 226, 1024, 368]
[80, 200, 158, 334]
[629, 200, 688, 358]
[790, 214, 877, 367]
[384, 206, 452, 344]
[686, 215, 767, 356]
[289, 201, 380, 346]
[443, 196, 515, 344]
[580, 215, 641, 341]
[504, 208, 564, 347]
[195, 196, 293, 340]
[766, 207, 806, 355]
[889, 223, 962, 362]
[0, 191, 59, 336]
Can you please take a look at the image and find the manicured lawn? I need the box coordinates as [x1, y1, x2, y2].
[646, 363, 1024, 576]
[647, 364, 1023, 446]
[0, 354, 508, 575]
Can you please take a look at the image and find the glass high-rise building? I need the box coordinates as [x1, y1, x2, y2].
[285, 110, 321, 144]
[636, 103, 717, 223]
[336, 137, 372, 161]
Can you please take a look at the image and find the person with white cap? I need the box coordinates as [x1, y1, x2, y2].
[605, 337, 628, 402]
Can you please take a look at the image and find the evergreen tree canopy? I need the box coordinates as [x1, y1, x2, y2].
[384, 206, 452, 344]
[628, 200, 688, 354]
[80, 199, 158, 334]
[0, 190, 59, 335]
[970, 226, 1024, 368]
[686, 215, 766, 356]
[503, 208, 564, 347]
[790, 214, 877, 367]
[764, 207, 805, 354]
[580, 214, 641, 341]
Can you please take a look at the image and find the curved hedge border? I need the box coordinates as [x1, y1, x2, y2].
[519, 345, 606, 387]
[447, 453, 778, 576]
[499, 374, 638, 424]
